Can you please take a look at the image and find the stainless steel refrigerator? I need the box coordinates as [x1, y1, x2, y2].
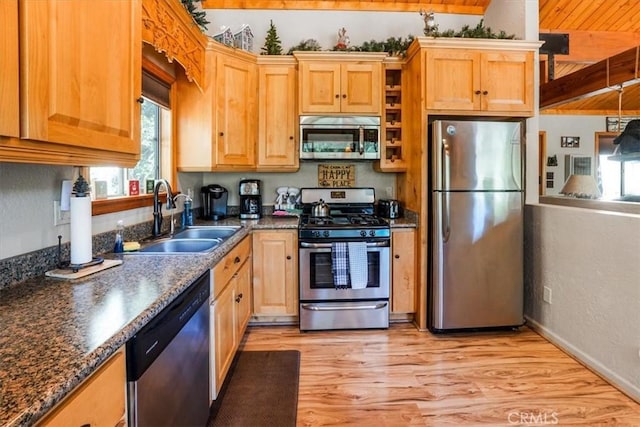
[429, 118, 524, 332]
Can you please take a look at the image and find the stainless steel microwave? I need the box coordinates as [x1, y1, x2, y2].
[300, 116, 380, 160]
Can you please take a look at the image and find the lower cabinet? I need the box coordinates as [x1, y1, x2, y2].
[391, 228, 416, 314]
[37, 348, 126, 427]
[252, 230, 298, 320]
[210, 236, 252, 399]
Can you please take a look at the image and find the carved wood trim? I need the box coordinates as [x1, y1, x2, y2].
[141, 0, 208, 89]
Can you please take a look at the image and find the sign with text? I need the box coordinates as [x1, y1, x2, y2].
[318, 164, 355, 187]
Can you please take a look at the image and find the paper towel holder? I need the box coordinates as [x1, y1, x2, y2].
[55, 235, 104, 273]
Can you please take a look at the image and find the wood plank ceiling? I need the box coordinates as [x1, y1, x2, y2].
[201, 0, 640, 114]
[539, 0, 640, 115]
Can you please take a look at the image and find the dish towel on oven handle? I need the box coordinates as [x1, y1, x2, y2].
[348, 242, 368, 289]
[331, 242, 349, 289]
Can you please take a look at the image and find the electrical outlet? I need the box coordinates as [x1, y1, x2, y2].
[53, 201, 71, 226]
[385, 186, 394, 198]
[543, 286, 552, 304]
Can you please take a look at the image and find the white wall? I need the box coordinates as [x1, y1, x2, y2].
[533, 115, 640, 401]
[539, 115, 607, 194]
[525, 204, 640, 400]
[204, 10, 481, 54]
[0, 163, 159, 259]
[193, 162, 395, 206]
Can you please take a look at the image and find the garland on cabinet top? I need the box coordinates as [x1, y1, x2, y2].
[181, 0, 210, 32]
[263, 16, 515, 58]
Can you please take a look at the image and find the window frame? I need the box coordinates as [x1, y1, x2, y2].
[89, 58, 176, 216]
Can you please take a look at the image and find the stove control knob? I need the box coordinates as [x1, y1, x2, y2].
[312, 231, 319, 238]
[360, 230, 367, 237]
[323, 230, 330, 238]
[369, 230, 375, 237]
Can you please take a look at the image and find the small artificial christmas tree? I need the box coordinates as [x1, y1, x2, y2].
[261, 20, 283, 55]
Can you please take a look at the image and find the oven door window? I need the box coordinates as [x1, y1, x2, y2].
[308, 251, 381, 289]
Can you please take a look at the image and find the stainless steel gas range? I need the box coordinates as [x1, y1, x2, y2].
[298, 188, 390, 331]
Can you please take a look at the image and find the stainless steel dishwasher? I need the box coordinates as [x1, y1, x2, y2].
[126, 270, 210, 427]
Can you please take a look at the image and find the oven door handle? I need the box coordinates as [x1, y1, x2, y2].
[301, 302, 388, 311]
[300, 241, 389, 248]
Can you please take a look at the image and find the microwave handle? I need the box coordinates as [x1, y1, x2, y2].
[358, 126, 364, 155]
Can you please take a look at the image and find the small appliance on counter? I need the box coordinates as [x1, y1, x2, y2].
[377, 199, 401, 219]
[200, 184, 228, 220]
[239, 179, 262, 219]
[273, 186, 301, 215]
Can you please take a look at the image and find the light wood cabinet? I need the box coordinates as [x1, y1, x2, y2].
[234, 260, 252, 339]
[252, 230, 298, 318]
[176, 42, 257, 171]
[217, 52, 257, 167]
[210, 236, 252, 399]
[37, 348, 126, 427]
[391, 228, 416, 314]
[377, 60, 408, 172]
[0, 0, 19, 138]
[295, 52, 386, 115]
[425, 48, 534, 114]
[256, 57, 299, 171]
[1, 0, 141, 167]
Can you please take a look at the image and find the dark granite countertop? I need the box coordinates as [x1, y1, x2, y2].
[0, 214, 415, 426]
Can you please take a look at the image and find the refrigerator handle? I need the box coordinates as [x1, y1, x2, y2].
[358, 126, 364, 155]
[441, 139, 451, 242]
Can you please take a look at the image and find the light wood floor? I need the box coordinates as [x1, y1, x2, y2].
[239, 323, 640, 426]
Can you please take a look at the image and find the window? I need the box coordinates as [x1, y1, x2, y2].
[91, 98, 163, 197]
[596, 132, 640, 201]
[89, 64, 175, 215]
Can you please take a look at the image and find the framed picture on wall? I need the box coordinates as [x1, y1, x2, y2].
[560, 136, 580, 148]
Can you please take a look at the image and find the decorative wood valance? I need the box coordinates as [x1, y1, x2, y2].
[142, 0, 209, 88]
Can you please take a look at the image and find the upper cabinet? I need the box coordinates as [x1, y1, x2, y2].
[0, 1, 19, 139]
[418, 38, 538, 116]
[176, 42, 257, 171]
[295, 52, 386, 115]
[257, 56, 299, 171]
[216, 52, 258, 167]
[0, 0, 141, 166]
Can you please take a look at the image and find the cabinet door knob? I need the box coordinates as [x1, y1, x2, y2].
[235, 296, 241, 303]
[136, 97, 144, 104]
[342, 94, 347, 99]
[474, 90, 481, 95]
[234, 256, 240, 264]
[394, 254, 400, 259]
[482, 90, 488, 95]
[289, 136, 294, 140]
[219, 132, 224, 137]
[335, 94, 340, 99]
[286, 255, 292, 260]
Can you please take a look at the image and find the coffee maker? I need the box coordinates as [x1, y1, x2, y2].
[239, 179, 262, 219]
[200, 184, 228, 220]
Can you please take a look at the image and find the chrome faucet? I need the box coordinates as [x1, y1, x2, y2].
[152, 179, 176, 237]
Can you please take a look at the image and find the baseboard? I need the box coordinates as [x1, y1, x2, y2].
[525, 316, 640, 403]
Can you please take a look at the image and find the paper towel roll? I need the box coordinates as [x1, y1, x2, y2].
[70, 196, 93, 265]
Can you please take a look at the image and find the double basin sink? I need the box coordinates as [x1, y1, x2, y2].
[132, 226, 241, 254]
